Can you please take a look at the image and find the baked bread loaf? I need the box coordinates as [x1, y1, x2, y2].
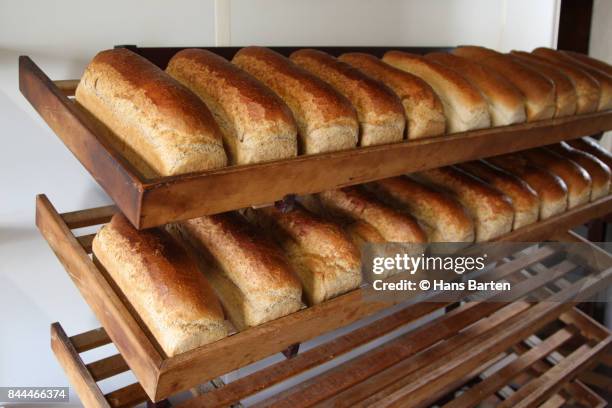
[414, 167, 514, 241]
[92, 214, 227, 357]
[338, 53, 446, 139]
[508, 53, 577, 117]
[452, 46, 556, 121]
[368, 177, 475, 243]
[519, 148, 592, 208]
[290, 49, 405, 146]
[455, 160, 540, 229]
[76, 48, 227, 177]
[567, 137, 612, 169]
[533, 47, 612, 111]
[547, 142, 611, 200]
[244, 204, 362, 305]
[383, 51, 491, 132]
[485, 154, 568, 219]
[562, 50, 612, 77]
[166, 49, 297, 165]
[425, 52, 526, 126]
[511, 51, 600, 114]
[232, 47, 358, 154]
[173, 213, 302, 330]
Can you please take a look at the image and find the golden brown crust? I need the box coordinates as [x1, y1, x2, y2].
[485, 154, 568, 219]
[92, 214, 227, 356]
[533, 47, 612, 111]
[426, 52, 526, 126]
[511, 51, 600, 114]
[175, 213, 302, 329]
[75, 48, 227, 177]
[509, 52, 578, 117]
[317, 187, 427, 243]
[547, 142, 611, 200]
[232, 47, 358, 154]
[290, 49, 406, 146]
[414, 167, 514, 241]
[562, 50, 612, 77]
[244, 204, 362, 305]
[383, 51, 491, 132]
[167, 49, 297, 165]
[368, 176, 474, 243]
[519, 148, 592, 208]
[455, 161, 540, 229]
[338, 52, 446, 139]
[453, 46, 556, 121]
[567, 137, 612, 169]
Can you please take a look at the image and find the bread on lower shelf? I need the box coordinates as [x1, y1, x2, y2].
[568, 136, 612, 170]
[92, 213, 228, 357]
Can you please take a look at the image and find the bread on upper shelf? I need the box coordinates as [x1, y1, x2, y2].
[383, 51, 491, 132]
[233, 46, 359, 155]
[425, 52, 526, 126]
[75, 48, 227, 177]
[338, 52, 446, 139]
[172, 212, 303, 330]
[166, 49, 298, 165]
[92, 213, 228, 357]
[290, 49, 406, 147]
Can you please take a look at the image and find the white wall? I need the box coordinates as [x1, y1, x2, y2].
[0, 1, 559, 405]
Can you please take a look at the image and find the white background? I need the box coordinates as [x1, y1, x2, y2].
[1, 0, 606, 406]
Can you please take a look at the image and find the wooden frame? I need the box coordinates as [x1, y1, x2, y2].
[36, 193, 612, 402]
[20, 48, 612, 229]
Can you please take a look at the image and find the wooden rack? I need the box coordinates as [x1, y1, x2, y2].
[19, 53, 612, 229]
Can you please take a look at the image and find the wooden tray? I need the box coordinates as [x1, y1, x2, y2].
[20, 48, 612, 229]
[36, 193, 612, 402]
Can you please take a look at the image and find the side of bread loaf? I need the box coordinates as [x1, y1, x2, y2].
[485, 154, 568, 219]
[547, 143, 611, 200]
[562, 51, 612, 77]
[75, 48, 227, 177]
[92, 214, 227, 357]
[290, 49, 405, 146]
[455, 160, 540, 229]
[244, 204, 362, 305]
[166, 49, 297, 165]
[232, 47, 358, 154]
[383, 51, 491, 132]
[414, 166, 514, 241]
[338, 53, 446, 139]
[567, 137, 612, 169]
[174, 213, 302, 330]
[519, 149, 592, 208]
[368, 177, 475, 243]
[452, 46, 556, 121]
[425, 52, 526, 126]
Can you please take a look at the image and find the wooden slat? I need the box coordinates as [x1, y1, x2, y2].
[105, 383, 149, 408]
[62, 204, 116, 229]
[559, 307, 611, 342]
[35, 195, 163, 401]
[77, 233, 96, 253]
[538, 394, 566, 408]
[70, 327, 111, 353]
[579, 371, 612, 392]
[50, 323, 110, 408]
[87, 354, 130, 382]
[564, 380, 608, 408]
[53, 79, 79, 96]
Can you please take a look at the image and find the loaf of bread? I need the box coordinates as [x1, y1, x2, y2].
[547, 142, 610, 200]
[244, 204, 362, 305]
[519, 148, 592, 208]
[426, 52, 526, 126]
[173, 213, 302, 330]
[485, 154, 568, 219]
[338, 53, 446, 139]
[383, 51, 491, 132]
[92, 214, 227, 356]
[368, 177, 474, 243]
[232, 47, 358, 154]
[562, 50, 612, 77]
[455, 160, 540, 229]
[453, 46, 556, 121]
[290, 49, 405, 146]
[533, 47, 612, 111]
[567, 137, 612, 169]
[508, 53, 577, 117]
[414, 167, 514, 241]
[75, 48, 227, 177]
[166, 49, 297, 165]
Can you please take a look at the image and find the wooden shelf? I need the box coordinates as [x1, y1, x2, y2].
[20, 53, 612, 229]
[36, 193, 612, 402]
